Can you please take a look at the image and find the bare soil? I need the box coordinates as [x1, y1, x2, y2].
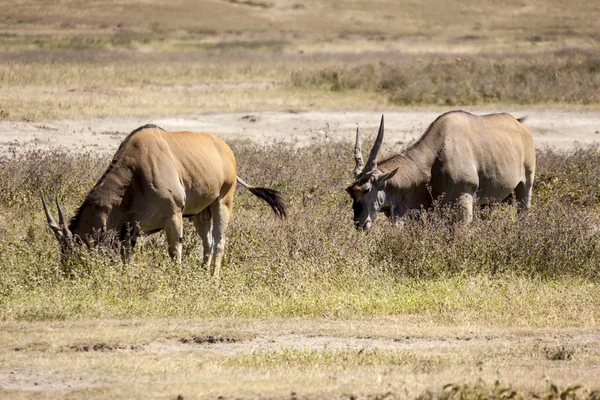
[1, 318, 599, 398]
[1, 108, 599, 155]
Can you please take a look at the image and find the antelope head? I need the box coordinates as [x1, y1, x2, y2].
[346, 115, 398, 230]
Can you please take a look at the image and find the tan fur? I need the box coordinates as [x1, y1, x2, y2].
[348, 111, 535, 229]
[44, 125, 286, 277]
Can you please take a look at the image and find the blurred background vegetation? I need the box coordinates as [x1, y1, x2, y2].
[0, 0, 598, 120]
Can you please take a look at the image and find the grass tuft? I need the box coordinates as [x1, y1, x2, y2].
[1, 143, 600, 323]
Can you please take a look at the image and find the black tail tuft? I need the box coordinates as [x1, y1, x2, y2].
[248, 187, 287, 218]
[516, 116, 527, 124]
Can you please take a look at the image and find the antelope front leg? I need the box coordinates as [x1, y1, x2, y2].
[457, 192, 474, 225]
[165, 213, 183, 262]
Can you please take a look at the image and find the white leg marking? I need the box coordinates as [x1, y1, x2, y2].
[457, 192, 474, 224]
[211, 201, 231, 279]
[192, 209, 214, 267]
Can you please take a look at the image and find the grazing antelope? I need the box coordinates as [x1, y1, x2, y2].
[42, 124, 286, 277]
[347, 112, 535, 230]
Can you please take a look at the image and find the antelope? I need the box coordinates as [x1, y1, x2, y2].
[347, 112, 535, 230]
[42, 124, 286, 277]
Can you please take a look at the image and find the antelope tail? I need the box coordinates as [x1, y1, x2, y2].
[516, 116, 527, 124]
[236, 176, 287, 218]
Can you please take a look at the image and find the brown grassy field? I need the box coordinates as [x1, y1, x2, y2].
[3, 142, 600, 398]
[3, 0, 599, 47]
[0, 0, 599, 120]
[1, 1, 600, 398]
[2, 318, 600, 399]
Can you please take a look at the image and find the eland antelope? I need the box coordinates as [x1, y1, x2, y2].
[347, 112, 535, 230]
[42, 124, 286, 277]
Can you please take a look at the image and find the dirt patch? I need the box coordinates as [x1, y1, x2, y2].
[180, 335, 244, 344]
[140, 330, 600, 358]
[98, 130, 125, 136]
[1, 108, 598, 155]
[544, 345, 576, 361]
[240, 114, 258, 122]
[12, 342, 50, 352]
[68, 343, 143, 352]
[0, 370, 96, 391]
[2, 319, 599, 396]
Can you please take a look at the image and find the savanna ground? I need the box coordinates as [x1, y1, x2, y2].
[1, 0, 600, 398]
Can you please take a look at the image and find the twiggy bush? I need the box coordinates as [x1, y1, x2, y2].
[0, 147, 108, 207]
[1, 142, 600, 320]
[536, 145, 600, 207]
[291, 49, 600, 106]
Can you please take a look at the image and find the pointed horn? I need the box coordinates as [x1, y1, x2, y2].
[56, 199, 73, 239]
[56, 198, 66, 225]
[364, 114, 385, 173]
[41, 194, 61, 234]
[353, 126, 365, 178]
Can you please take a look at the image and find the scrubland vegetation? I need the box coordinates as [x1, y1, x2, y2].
[3, 142, 600, 397]
[2, 143, 600, 323]
[2, 0, 600, 397]
[1, 0, 599, 120]
[292, 50, 600, 106]
[1, 49, 598, 121]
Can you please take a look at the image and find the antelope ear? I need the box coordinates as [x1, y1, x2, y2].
[377, 168, 398, 183]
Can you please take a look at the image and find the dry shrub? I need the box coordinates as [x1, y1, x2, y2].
[432, 380, 599, 400]
[1, 142, 600, 319]
[0, 147, 108, 207]
[535, 145, 600, 207]
[291, 49, 600, 106]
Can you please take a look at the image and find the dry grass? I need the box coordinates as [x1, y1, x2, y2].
[1, 49, 598, 121]
[2, 0, 598, 46]
[1, 1, 600, 397]
[2, 143, 600, 324]
[292, 50, 600, 106]
[1, 144, 600, 396]
[0, 0, 599, 120]
[1, 318, 600, 399]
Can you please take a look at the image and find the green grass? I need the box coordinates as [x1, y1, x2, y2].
[2, 272, 599, 324]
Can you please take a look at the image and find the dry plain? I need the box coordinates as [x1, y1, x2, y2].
[2, 108, 600, 399]
[1, 108, 600, 154]
[2, 318, 600, 399]
[1, 0, 600, 399]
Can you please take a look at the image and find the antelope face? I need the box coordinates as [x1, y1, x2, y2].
[346, 169, 397, 230]
[349, 114, 398, 230]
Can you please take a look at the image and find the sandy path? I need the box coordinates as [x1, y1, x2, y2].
[1, 108, 599, 154]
